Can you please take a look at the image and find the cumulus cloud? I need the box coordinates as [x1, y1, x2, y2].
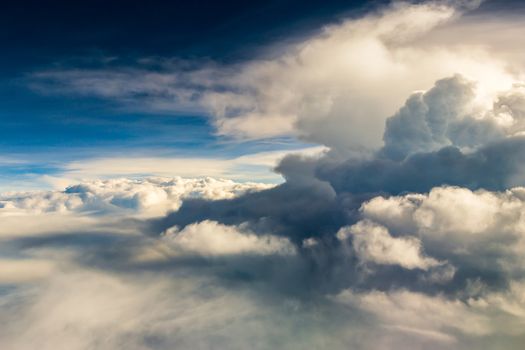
[120, 66, 525, 348]
[4, 147, 525, 348]
[332, 279, 525, 345]
[382, 75, 494, 159]
[337, 220, 442, 270]
[0, 177, 272, 217]
[162, 220, 296, 257]
[5, 1, 525, 349]
[358, 185, 525, 277]
[381, 75, 525, 160]
[0, 177, 272, 241]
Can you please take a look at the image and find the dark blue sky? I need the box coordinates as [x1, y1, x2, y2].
[0, 0, 378, 187]
[0, 0, 380, 70]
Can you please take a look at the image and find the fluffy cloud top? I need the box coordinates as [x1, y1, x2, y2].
[337, 220, 442, 270]
[382, 75, 525, 160]
[0, 177, 273, 217]
[361, 185, 525, 238]
[162, 220, 296, 257]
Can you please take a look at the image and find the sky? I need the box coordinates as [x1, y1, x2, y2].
[2, 0, 525, 349]
[0, 0, 377, 190]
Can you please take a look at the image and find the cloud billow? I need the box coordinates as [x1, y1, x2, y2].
[4, 1, 525, 349]
[133, 72, 525, 348]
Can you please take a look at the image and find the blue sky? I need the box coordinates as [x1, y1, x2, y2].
[0, 0, 376, 190]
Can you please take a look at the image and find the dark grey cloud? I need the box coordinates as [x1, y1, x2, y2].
[318, 136, 525, 195]
[144, 75, 525, 303]
[155, 75, 525, 243]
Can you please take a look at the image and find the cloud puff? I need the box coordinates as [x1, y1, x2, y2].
[0, 177, 272, 217]
[357, 185, 525, 286]
[0, 177, 273, 239]
[381, 75, 525, 160]
[337, 220, 442, 270]
[382, 75, 499, 159]
[361, 185, 525, 239]
[162, 220, 296, 257]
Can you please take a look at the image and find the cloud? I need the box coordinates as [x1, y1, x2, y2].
[0, 258, 55, 284]
[0, 266, 388, 350]
[381, 75, 525, 160]
[150, 74, 525, 259]
[34, 146, 326, 187]
[162, 220, 296, 257]
[381, 75, 498, 159]
[113, 65, 525, 348]
[358, 186, 525, 273]
[315, 136, 525, 196]
[333, 280, 525, 344]
[334, 289, 489, 340]
[0, 177, 272, 217]
[151, 174, 343, 244]
[5, 1, 525, 349]
[0, 270, 273, 350]
[3, 162, 525, 348]
[337, 220, 442, 270]
[0, 177, 272, 240]
[30, 1, 520, 153]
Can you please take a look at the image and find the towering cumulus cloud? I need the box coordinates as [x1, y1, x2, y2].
[3, 1, 525, 350]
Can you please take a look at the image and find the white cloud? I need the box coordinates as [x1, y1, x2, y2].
[2, 180, 525, 349]
[380, 75, 525, 160]
[334, 289, 489, 340]
[0, 177, 273, 218]
[0, 267, 367, 350]
[334, 282, 525, 342]
[361, 186, 522, 236]
[337, 220, 442, 270]
[0, 270, 264, 350]
[0, 258, 55, 284]
[0, 177, 273, 239]
[162, 220, 296, 257]
[358, 186, 525, 273]
[302, 237, 319, 248]
[37, 146, 326, 187]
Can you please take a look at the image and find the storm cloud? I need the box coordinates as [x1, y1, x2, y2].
[3, 1, 525, 349]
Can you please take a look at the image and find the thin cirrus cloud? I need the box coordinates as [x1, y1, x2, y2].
[0, 145, 326, 192]
[3, 1, 525, 350]
[56, 145, 327, 183]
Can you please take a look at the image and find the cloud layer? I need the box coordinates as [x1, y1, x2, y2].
[4, 1, 525, 350]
